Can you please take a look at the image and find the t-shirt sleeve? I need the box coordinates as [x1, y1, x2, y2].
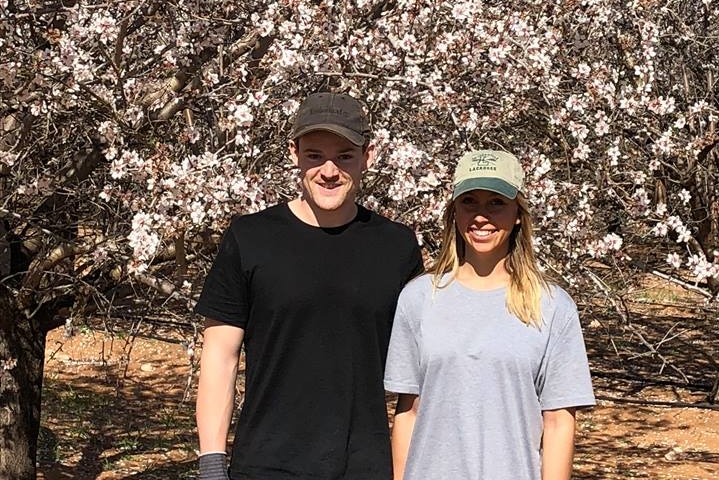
[193, 224, 249, 328]
[538, 302, 596, 411]
[384, 299, 421, 395]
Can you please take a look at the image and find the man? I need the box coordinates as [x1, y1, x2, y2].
[194, 92, 424, 480]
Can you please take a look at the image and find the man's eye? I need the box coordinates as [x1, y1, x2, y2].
[306, 154, 322, 161]
[337, 155, 355, 163]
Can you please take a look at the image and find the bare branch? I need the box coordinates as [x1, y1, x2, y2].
[133, 272, 195, 308]
[582, 266, 690, 383]
[20, 242, 93, 311]
[647, 268, 713, 298]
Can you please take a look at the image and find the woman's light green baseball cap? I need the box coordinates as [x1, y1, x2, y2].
[452, 149, 525, 200]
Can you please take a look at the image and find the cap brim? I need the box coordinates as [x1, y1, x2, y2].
[452, 178, 518, 200]
[292, 124, 366, 146]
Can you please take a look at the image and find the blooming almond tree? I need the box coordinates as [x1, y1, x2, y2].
[1, 0, 718, 478]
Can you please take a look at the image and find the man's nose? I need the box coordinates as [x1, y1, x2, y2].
[319, 160, 340, 177]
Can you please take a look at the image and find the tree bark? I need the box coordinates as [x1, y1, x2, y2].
[0, 290, 46, 480]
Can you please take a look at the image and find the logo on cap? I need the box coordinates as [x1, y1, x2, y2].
[469, 152, 498, 172]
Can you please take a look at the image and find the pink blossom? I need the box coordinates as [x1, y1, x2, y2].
[603, 233, 623, 251]
[651, 222, 668, 237]
[228, 102, 254, 128]
[0, 151, 17, 167]
[631, 188, 651, 215]
[666, 252, 682, 269]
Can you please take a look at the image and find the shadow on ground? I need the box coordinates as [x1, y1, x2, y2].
[572, 293, 719, 480]
[38, 328, 201, 480]
[38, 291, 719, 480]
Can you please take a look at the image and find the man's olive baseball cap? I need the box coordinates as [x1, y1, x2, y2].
[452, 150, 525, 200]
[290, 93, 370, 147]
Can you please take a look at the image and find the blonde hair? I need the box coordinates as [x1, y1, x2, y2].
[429, 193, 550, 327]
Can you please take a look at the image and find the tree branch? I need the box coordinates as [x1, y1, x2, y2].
[21, 243, 92, 295]
[133, 272, 195, 308]
[582, 266, 690, 382]
[595, 394, 719, 410]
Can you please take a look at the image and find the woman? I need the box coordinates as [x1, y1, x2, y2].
[384, 150, 595, 480]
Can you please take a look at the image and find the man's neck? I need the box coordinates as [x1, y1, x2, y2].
[288, 198, 358, 228]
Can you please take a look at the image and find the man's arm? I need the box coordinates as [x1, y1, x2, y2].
[196, 319, 244, 478]
[541, 407, 576, 480]
[391, 393, 420, 480]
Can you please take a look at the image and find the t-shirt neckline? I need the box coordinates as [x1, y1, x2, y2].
[282, 202, 365, 234]
[448, 276, 508, 298]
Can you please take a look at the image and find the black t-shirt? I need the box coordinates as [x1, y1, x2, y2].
[195, 203, 424, 480]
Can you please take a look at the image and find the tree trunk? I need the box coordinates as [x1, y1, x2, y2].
[0, 289, 46, 480]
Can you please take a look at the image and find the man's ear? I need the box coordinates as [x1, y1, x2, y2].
[289, 139, 299, 167]
[363, 143, 376, 170]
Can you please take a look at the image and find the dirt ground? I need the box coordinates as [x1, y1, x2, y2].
[37, 279, 719, 480]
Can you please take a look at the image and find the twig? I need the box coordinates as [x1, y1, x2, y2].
[0, 207, 53, 235]
[582, 266, 689, 382]
[655, 324, 689, 351]
[133, 271, 196, 309]
[182, 321, 200, 403]
[628, 298, 717, 313]
[595, 394, 719, 410]
[590, 369, 712, 391]
[648, 269, 713, 298]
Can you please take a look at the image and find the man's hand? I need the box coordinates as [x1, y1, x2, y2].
[199, 452, 230, 480]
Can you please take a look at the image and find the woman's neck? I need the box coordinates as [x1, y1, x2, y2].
[455, 256, 511, 291]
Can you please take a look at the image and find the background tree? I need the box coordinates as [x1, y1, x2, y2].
[1, 0, 717, 478]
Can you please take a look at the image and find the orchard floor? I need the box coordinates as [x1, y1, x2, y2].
[37, 292, 719, 479]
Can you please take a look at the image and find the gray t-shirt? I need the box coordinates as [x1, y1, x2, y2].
[384, 274, 595, 480]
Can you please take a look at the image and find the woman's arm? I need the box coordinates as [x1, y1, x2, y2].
[391, 393, 420, 480]
[541, 407, 577, 480]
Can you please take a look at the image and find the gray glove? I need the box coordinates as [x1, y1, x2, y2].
[198, 452, 230, 480]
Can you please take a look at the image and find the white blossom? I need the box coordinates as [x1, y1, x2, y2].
[677, 189, 691, 204]
[666, 252, 682, 269]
